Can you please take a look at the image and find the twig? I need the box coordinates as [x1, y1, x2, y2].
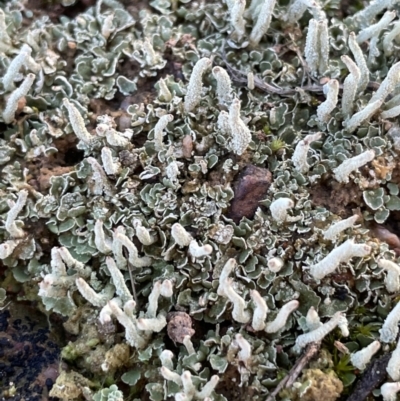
[219, 44, 380, 97]
[265, 342, 321, 401]
[345, 353, 391, 401]
[123, 248, 138, 305]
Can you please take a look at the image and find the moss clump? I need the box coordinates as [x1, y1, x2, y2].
[279, 366, 343, 401]
[300, 369, 343, 401]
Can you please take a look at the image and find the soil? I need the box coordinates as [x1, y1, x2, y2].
[0, 302, 64, 401]
[310, 179, 363, 217]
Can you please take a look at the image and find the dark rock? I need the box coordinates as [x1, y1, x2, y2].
[0, 303, 62, 401]
[228, 165, 272, 224]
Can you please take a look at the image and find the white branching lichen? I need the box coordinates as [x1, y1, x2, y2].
[370, 61, 400, 103]
[5, 190, 28, 238]
[387, 340, 400, 381]
[234, 334, 252, 367]
[378, 259, 400, 293]
[184, 57, 212, 112]
[247, 0, 276, 20]
[76, 278, 114, 307]
[181, 371, 196, 399]
[247, 72, 255, 90]
[308, 239, 371, 280]
[285, 0, 316, 23]
[2, 44, 32, 91]
[167, 370, 218, 401]
[304, 18, 330, 75]
[306, 307, 322, 331]
[348, 32, 370, 93]
[217, 259, 250, 323]
[147, 281, 164, 318]
[108, 280, 172, 342]
[101, 13, 114, 39]
[223, 278, 251, 324]
[137, 313, 167, 332]
[381, 382, 400, 401]
[353, 0, 396, 24]
[63, 98, 94, 146]
[60, 247, 90, 276]
[160, 279, 173, 298]
[265, 300, 299, 333]
[341, 55, 361, 119]
[133, 219, 155, 246]
[270, 198, 294, 224]
[339, 316, 350, 337]
[217, 111, 230, 133]
[0, 9, 11, 53]
[304, 18, 319, 74]
[107, 300, 148, 349]
[38, 247, 90, 299]
[101, 147, 121, 175]
[106, 257, 133, 304]
[3, 73, 35, 124]
[188, 240, 213, 258]
[181, 371, 218, 401]
[94, 220, 112, 254]
[357, 11, 396, 44]
[368, 36, 380, 65]
[295, 312, 348, 351]
[171, 223, 192, 247]
[267, 257, 284, 273]
[333, 150, 375, 183]
[217, 258, 236, 297]
[250, 290, 268, 331]
[0, 240, 19, 259]
[318, 19, 330, 74]
[111, 226, 127, 270]
[228, 98, 252, 156]
[165, 160, 183, 184]
[381, 105, 400, 119]
[383, 21, 400, 56]
[230, 0, 246, 40]
[160, 350, 175, 370]
[323, 215, 359, 241]
[154, 114, 173, 151]
[212, 66, 233, 105]
[350, 340, 381, 370]
[249, 0, 277, 46]
[183, 335, 196, 355]
[143, 37, 159, 66]
[344, 99, 383, 133]
[113, 232, 152, 268]
[380, 301, 400, 343]
[292, 132, 322, 173]
[160, 366, 182, 385]
[157, 78, 172, 102]
[99, 300, 115, 325]
[87, 157, 114, 196]
[317, 79, 339, 123]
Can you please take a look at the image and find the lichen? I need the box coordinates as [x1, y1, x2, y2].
[1, 0, 400, 399]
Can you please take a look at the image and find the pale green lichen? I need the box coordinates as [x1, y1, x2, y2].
[2, 0, 400, 399]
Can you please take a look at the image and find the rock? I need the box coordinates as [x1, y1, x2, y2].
[370, 224, 400, 255]
[167, 311, 195, 343]
[227, 165, 272, 224]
